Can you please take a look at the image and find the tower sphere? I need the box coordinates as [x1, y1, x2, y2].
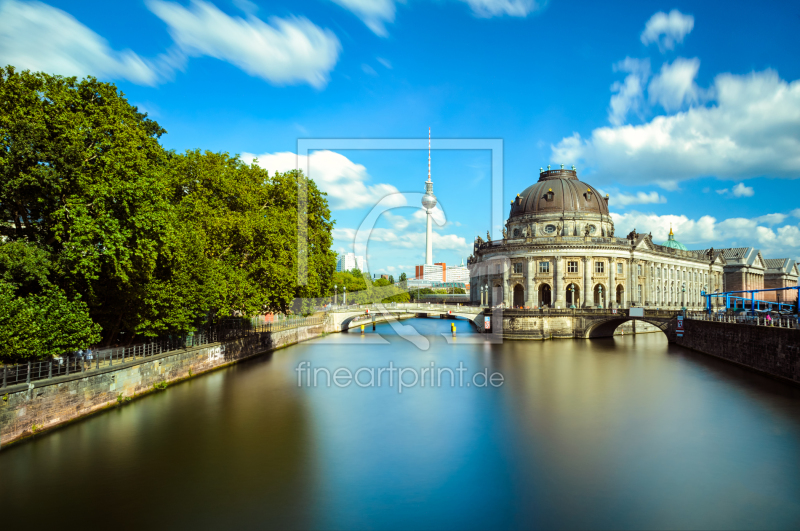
[422, 192, 437, 211]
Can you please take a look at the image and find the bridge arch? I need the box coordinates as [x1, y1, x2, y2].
[582, 316, 673, 339]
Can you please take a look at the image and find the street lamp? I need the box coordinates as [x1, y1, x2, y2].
[597, 286, 603, 309]
[485, 283, 489, 307]
[334, 284, 338, 306]
[569, 284, 576, 309]
[681, 282, 686, 314]
[343, 286, 347, 306]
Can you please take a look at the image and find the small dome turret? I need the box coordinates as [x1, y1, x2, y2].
[661, 225, 687, 250]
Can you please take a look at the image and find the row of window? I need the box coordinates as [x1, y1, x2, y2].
[507, 262, 715, 284]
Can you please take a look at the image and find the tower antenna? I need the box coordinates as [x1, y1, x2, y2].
[427, 126, 431, 182]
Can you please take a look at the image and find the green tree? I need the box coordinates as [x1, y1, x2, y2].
[0, 67, 171, 344]
[0, 280, 100, 362]
[410, 288, 434, 301]
[388, 275, 394, 284]
[0, 67, 337, 351]
[382, 291, 410, 303]
[399, 272, 407, 282]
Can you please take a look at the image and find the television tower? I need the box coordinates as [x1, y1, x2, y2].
[421, 127, 437, 265]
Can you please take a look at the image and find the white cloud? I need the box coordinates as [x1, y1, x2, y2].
[361, 63, 377, 76]
[753, 213, 787, 225]
[732, 182, 754, 197]
[612, 210, 800, 258]
[242, 150, 403, 210]
[608, 57, 650, 126]
[0, 0, 172, 86]
[553, 70, 800, 185]
[377, 57, 392, 69]
[609, 191, 666, 207]
[640, 9, 694, 52]
[648, 57, 701, 111]
[329, 0, 396, 36]
[460, 0, 546, 18]
[335, 226, 468, 251]
[147, 0, 340, 88]
[715, 183, 756, 198]
[791, 209, 800, 218]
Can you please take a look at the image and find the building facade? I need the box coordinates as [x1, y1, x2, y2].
[468, 167, 728, 309]
[336, 252, 365, 272]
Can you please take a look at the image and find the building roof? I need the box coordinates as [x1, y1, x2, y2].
[765, 258, 799, 276]
[765, 258, 788, 269]
[694, 247, 766, 268]
[509, 168, 609, 219]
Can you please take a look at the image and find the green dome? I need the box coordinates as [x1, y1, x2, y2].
[661, 227, 687, 250]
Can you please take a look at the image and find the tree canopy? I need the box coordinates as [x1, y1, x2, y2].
[0, 67, 336, 360]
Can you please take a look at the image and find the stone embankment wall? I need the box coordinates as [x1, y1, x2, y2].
[667, 319, 800, 385]
[0, 322, 327, 447]
[493, 312, 664, 340]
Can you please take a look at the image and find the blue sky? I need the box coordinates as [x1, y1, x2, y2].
[1, 0, 799, 277]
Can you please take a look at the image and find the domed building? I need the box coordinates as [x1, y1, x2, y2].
[468, 167, 728, 309]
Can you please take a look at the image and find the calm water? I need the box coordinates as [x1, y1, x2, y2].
[3, 319, 800, 530]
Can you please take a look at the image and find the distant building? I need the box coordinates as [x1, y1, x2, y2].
[337, 252, 365, 272]
[415, 263, 446, 281]
[764, 259, 800, 302]
[446, 260, 470, 284]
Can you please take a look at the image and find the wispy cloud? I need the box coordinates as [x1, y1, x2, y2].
[329, 0, 396, 36]
[460, 0, 547, 18]
[648, 57, 702, 112]
[716, 183, 755, 198]
[0, 0, 173, 86]
[609, 191, 667, 207]
[0, 0, 342, 89]
[147, 0, 341, 88]
[640, 9, 694, 52]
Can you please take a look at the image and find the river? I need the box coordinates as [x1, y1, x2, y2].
[3, 318, 800, 529]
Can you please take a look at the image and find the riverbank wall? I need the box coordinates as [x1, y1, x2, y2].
[667, 319, 800, 385]
[0, 322, 328, 448]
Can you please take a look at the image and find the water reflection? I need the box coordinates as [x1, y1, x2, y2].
[2, 319, 800, 530]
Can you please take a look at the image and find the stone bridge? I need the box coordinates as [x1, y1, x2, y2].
[487, 308, 680, 340]
[329, 304, 485, 332]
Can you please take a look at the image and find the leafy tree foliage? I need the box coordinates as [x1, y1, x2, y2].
[0, 67, 336, 359]
[0, 280, 101, 362]
[399, 272, 407, 282]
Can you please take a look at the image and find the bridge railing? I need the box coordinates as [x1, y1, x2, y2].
[685, 311, 799, 329]
[486, 308, 679, 318]
[329, 302, 482, 314]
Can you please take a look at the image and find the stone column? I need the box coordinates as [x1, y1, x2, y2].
[627, 258, 633, 308]
[553, 255, 565, 308]
[608, 257, 615, 308]
[582, 256, 592, 308]
[526, 257, 535, 307]
[502, 260, 509, 307]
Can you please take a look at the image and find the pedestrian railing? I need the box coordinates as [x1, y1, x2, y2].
[1, 316, 327, 390]
[685, 312, 799, 329]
